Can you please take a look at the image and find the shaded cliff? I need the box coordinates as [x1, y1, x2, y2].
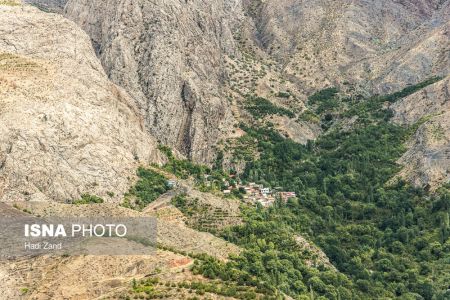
[64, 0, 240, 162]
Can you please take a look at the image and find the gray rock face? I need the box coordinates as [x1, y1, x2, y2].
[63, 0, 449, 164]
[392, 76, 450, 189]
[64, 0, 239, 162]
[243, 0, 449, 92]
[6, 0, 448, 192]
[0, 5, 161, 202]
[22, 0, 67, 12]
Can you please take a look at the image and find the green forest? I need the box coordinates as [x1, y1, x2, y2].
[193, 78, 449, 299]
[130, 78, 449, 299]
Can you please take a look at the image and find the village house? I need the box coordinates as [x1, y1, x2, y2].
[260, 187, 270, 195]
[222, 181, 295, 208]
[166, 179, 177, 188]
[257, 198, 275, 208]
[278, 192, 297, 202]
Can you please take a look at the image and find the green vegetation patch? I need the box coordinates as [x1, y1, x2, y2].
[129, 275, 268, 300]
[158, 145, 211, 180]
[171, 194, 238, 233]
[123, 167, 170, 210]
[298, 110, 320, 124]
[307, 87, 340, 116]
[381, 77, 442, 103]
[171, 194, 204, 217]
[343, 76, 443, 120]
[214, 78, 449, 299]
[245, 96, 295, 119]
[158, 145, 238, 195]
[124, 78, 448, 298]
[73, 194, 104, 205]
[308, 87, 339, 105]
[276, 91, 291, 98]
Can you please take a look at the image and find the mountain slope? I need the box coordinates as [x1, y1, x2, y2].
[62, 0, 449, 180]
[246, 0, 449, 91]
[0, 4, 162, 202]
[64, 0, 240, 162]
[392, 75, 450, 189]
[0, 1, 449, 299]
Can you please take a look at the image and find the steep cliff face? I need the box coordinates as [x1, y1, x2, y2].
[392, 76, 450, 189]
[18, 0, 450, 188]
[62, 0, 449, 164]
[0, 4, 161, 202]
[64, 0, 241, 162]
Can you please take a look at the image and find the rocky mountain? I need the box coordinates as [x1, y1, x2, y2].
[1, 0, 446, 199]
[247, 0, 449, 91]
[0, 4, 162, 202]
[1, 0, 450, 299]
[63, 0, 241, 162]
[59, 0, 449, 184]
[23, 0, 66, 12]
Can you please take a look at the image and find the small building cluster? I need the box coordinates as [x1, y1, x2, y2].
[165, 175, 295, 208]
[223, 181, 297, 207]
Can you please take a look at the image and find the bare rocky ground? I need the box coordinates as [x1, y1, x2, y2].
[250, 0, 449, 93]
[392, 75, 450, 189]
[16, 0, 450, 189]
[1, 198, 241, 299]
[12, 200, 241, 260]
[0, 4, 164, 203]
[1, 249, 191, 299]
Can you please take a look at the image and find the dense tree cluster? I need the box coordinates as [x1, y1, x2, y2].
[245, 96, 295, 119]
[195, 79, 449, 299]
[123, 167, 170, 210]
[134, 79, 448, 299]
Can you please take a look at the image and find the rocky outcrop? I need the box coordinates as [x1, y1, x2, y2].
[64, 0, 240, 163]
[392, 76, 450, 189]
[0, 4, 162, 202]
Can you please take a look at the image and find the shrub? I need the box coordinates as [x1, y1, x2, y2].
[245, 96, 295, 118]
[308, 87, 339, 105]
[125, 167, 170, 210]
[73, 194, 104, 205]
[276, 91, 291, 98]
